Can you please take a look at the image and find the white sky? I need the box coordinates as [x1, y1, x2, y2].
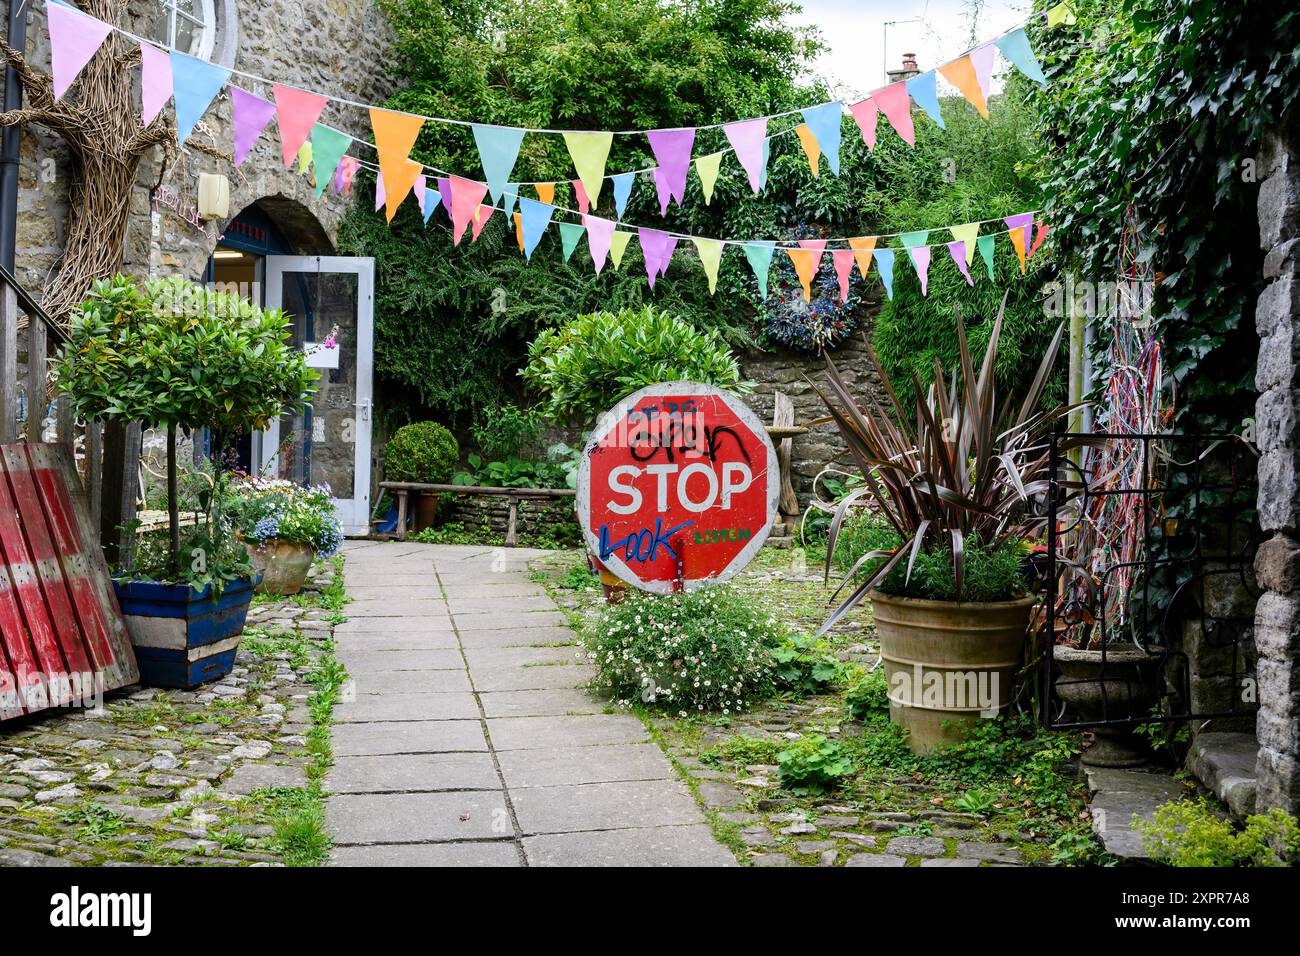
[786, 0, 1034, 101]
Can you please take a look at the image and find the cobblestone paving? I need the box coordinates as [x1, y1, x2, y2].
[0, 564, 342, 867]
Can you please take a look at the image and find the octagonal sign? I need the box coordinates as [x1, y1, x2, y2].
[578, 381, 779, 594]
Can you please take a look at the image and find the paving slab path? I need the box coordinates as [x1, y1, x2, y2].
[325, 541, 735, 867]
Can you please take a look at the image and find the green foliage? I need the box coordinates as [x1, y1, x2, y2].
[776, 733, 854, 793]
[583, 585, 783, 713]
[556, 558, 598, 591]
[471, 402, 543, 459]
[384, 421, 460, 483]
[522, 306, 747, 422]
[700, 733, 784, 768]
[770, 631, 841, 694]
[845, 667, 890, 721]
[224, 477, 344, 557]
[1137, 799, 1300, 867]
[60, 803, 126, 840]
[453, 443, 580, 489]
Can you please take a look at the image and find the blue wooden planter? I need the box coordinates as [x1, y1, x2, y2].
[112, 577, 258, 689]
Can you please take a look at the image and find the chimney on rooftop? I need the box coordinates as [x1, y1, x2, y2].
[887, 53, 921, 84]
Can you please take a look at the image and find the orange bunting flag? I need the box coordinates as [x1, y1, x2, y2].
[786, 239, 827, 301]
[369, 107, 426, 220]
[1008, 226, 1028, 273]
[535, 182, 555, 204]
[847, 236, 877, 278]
[513, 212, 525, 253]
[938, 55, 988, 118]
[794, 124, 822, 177]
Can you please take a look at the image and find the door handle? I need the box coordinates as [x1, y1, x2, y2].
[353, 398, 371, 422]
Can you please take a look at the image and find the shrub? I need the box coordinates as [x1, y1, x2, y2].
[776, 734, 854, 793]
[1137, 800, 1300, 867]
[770, 632, 841, 694]
[384, 421, 460, 484]
[225, 477, 344, 558]
[583, 586, 782, 714]
[522, 306, 747, 422]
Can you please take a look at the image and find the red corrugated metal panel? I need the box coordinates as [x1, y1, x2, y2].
[0, 443, 138, 719]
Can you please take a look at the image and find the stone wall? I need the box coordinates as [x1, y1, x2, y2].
[1251, 104, 1300, 815]
[446, 495, 581, 546]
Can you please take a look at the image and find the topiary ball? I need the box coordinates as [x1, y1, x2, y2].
[384, 421, 460, 484]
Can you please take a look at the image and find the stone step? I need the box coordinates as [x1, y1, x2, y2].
[1187, 731, 1258, 820]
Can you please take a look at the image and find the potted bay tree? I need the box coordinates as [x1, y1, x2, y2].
[56, 275, 316, 688]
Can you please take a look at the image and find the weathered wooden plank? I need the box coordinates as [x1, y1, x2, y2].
[99, 420, 142, 569]
[24, 317, 46, 443]
[86, 420, 102, 526]
[773, 391, 800, 519]
[0, 282, 17, 444]
[55, 396, 75, 445]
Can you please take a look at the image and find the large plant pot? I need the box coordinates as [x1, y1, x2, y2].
[870, 589, 1036, 754]
[412, 493, 440, 531]
[113, 577, 257, 689]
[1053, 644, 1161, 767]
[248, 539, 315, 596]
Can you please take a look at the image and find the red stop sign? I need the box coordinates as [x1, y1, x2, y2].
[578, 382, 779, 594]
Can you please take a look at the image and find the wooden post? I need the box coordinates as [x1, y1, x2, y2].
[773, 392, 800, 520]
[55, 395, 75, 446]
[24, 317, 45, 443]
[506, 496, 519, 547]
[395, 489, 408, 541]
[86, 420, 102, 528]
[99, 419, 142, 569]
[0, 282, 16, 444]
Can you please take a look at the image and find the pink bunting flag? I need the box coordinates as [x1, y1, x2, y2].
[647, 128, 695, 207]
[414, 175, 427, 216]
[139, 42, 172, 125]
[48, 2, 114, 100]
[471, 203, 495, 241]
[230, 87, 277, 167]
[637, 227, 678, 289]
[970, 43, 997, 100]
[832, 249, 855, 302]
[723, 118, 769, 193]
[583, 215, 616, 275]
[450, 176, 489, 245]
[849, 99, 878, 152]
[909, 245, 932, 296]
[572, 179, 590, 216]
[947, 241, 974, 286]
[374, 172, 385, 212]
[334, 155, 360, 195]
[872, 82, 915, 146]
[273, 85, 329, 168]
[1030, 222, 1050, 257]
[651, 166, 672, 217]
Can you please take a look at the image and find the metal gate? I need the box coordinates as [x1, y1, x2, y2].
[1041, 429, 1259, 730]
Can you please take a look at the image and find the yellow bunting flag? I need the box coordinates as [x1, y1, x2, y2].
[786, 248, 820, 300]
[369, 107, 426, 220]
[296, 141, 312, 175]
[1047, 2, 1077, 27]
[513, 212, 524, 253]
[562, 131, 613, 205]
[609, 229, 632, 270]
[949, 223, 979, 264]
[695, 151, 724, 205]
[847, 236, 877, 277]
[1009, 226, 1028, 273]
[692, 238, 724, 294]
[938, 55, 988, 118]
[794, 124, 822, 177]
[535, 182, 555, 204]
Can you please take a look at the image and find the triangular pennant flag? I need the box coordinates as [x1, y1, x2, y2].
[647, 128, 695, 205]
[692, 238, 724, 295]
[501, 185, 518, 217]
[744, 241, 777, 299]
[1008, 228, 1028, 272]
[556, 219, 582, 260]
[513, 212, 524, 253]
[970, 44, 997, 99]
[787, 239, 827, 301]
[139, 43, 172, 126]
[907, 245, 932, 296]
[695, 151, 723, 205]
[938, 55, 988, 118]
[310, 125, 351, 198]
[609, 230, 632, 271]
[611, 172, 635, 219]
[370, 107, 426, 219]
[562, 132, 613, 205]
[558, 222, 585, 263]
[535, 182, 555, 204]
[848, 236, 877, 278]
[471, 203, 496, 241]
[801, 102, 842, 175]
[996, 28, 1048, 85]
[976, 234, 997, 282]
[723, 118, 769, 193]
[906, 71, 945, 129]
[874, 248, 896, 300]
[414, 174, 427, 216]
[759, 138, 772, 190]
[471, 124, 525, 203]
[519, 197, 555, 261]
[900, 229, 930, 249]
[48, 2, 114, 101]
[437, 177, 452, 215]
[171, 52, 231, 144]
[947, 241, 974, 286]
[378, 159, 422, 223]
[296, 141, 313, 175]
[374, 172, 386, 213]
[423, 187, 440, 224]
[450, 175, 489, 244]
[651, 166, 672, 217]
[572, 179, 590, 216]
[637, 228, 678, 288]
[1030, 222, 1050, 257]
[1004, 212, 1035, 272]
[832, 249, 855, 303]
[336, 156, 360, 195]
[1047, 2, 1078, 28]
[949, 223, 979, 264]
[794, 124, 822, 177]
[230, 87, 276, 166]
[276, 85, 329, 167]
[872, 82, 914, 146]
[849, 99, 878, 152]
[583, 215, 616, 274]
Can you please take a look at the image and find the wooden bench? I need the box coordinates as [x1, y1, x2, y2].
[378, 481, 576, 546]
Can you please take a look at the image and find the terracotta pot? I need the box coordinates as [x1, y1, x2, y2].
[412, 493, 440, 531]
[1053, 644, 1161, 767]
[248, 539, 316, 596]
[870, 589, 1036, 754]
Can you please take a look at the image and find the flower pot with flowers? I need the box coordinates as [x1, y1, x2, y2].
[56, 276, 316, 688]
[225, 476, 344, 595]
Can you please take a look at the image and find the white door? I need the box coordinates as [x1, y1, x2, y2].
[260, 256, 374, 536]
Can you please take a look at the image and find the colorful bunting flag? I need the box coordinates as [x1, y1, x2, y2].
[369, 107, 426, 220]
[139, 42, 172, 126]
[848, 236, 877, 277]
[501, 185, 519, 217]
[638, 228, 678, 288]
[277, 85, 329, 167]
[794, 124, 821, 177]
[471, 124, 525, 203]
[611, 172, 635, 219]
[558, 222, 585, 263]
[335, 155, 360, 195]
[414, 174, 427, 217]
[230, 87, 276, 167]
[535, 182, 555, 204]
[970, 44, 997, 101]
[423, 187, 440, 223]
[900, 230, 930, 249]
[471, 203, 496, 241]
[948, 241, 974, 286]
[907, 245, 932, 296]
[938, 55, 988, 118]
[651, 166, 672, 216]
[609, 230, 632, 270]
[976, 234, 997, 281]
[374, 172, 385, 213]
[692, 238, 723, 295]
[583, 215, 616, 274]
[744, 241, 776, 299]
[832, 249, 855, 302]
[695, 152, 723, 205]
[563, 132, 613, 204]
[48, 2, 113, 101]
[647, 128, 695, 207]
[572, 179, 590, 216]
[296, 141, 312, 175]
[513, 212, 524, 253]
[849, 99, 878, 152]
[787, 239, 827, 301]
[519, 197, 555, 261]
[948, 223, 979, 264]
[310, 124, 351, 198]
[1047, 2, 1078, 27]
[171, 52, 231, 144]
[800, 102, 842, 175]
[450, 175, 489, 244]
[906, 71, 945, 129]
[1030, 222, 1050, 257]
[996, 28, 1047, 85]
[1004, 212, 1034, 272]
[437, 177, 452, 216]
[723, 118, 769, 193]
[874, 248, 896, 300]
[872, 82, 914, 146]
